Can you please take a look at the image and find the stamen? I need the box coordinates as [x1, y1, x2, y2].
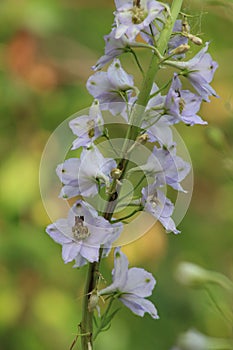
[72, 216, 90, 241]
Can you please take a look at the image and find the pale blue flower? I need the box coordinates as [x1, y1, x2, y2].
[69, 100, 104, 150]
[142, 183, 179, 233]
[142, 83, 174, 148]
[87, 59, 135, 115]
[164, 74, 206, 126]
[56, 158, 81, 199]
[92, 28, 131, 71]
[46, 200, 123, 267]
[114, 0, 165, 41]
[78, 146, 116, 197]
[56, 146, 116, 199]
[170, 42, 218, 102]
[129, 145, 191, 192]
[99, 248, 159, 319]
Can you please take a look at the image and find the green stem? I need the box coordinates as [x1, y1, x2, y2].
[81, 262, 99, 350]
[80, 1, 184, 349]
[111, 208, 142, 224]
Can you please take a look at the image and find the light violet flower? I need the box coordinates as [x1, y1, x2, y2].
[87, 59, 135, 115]
[46, 200, 123, 267]
[114, 0, 165, 41]
[142, 183, 179, 233]
[143, 120, 174, 149]
[164, 74, 206, 126]
[56, 158, 81, 199]
[142, 83, 174, 148]
[129, 145, 191, 192]
[99, 248, 159, 319]
[56, 146, 116, 199]
[169, 42, 218, 102]
[69, 100, 104, 150]
[78, 146, 116, 197]
[92, 28, 131, 71]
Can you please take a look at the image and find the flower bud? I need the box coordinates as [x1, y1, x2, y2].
[177, 329, 233, 350]
[110, 168, 122, 179]
[175, 262, 233, 292]
[188, 34, 203, 46]
[136, 133, 148, 145]
[175, 262, 210, 288]
[171, 44, 190, 55]
[88, 292, 99, 312]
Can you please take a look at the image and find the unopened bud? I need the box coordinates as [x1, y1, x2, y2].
[177, 329, 233, 350]
[88, 292, 99, 312]
[175, 262, 233, 292]
[188, 34, 203, 46]
[175, 262, 210, 288]
[110, 168, 122, 179]
[171, 44, 190, 55]
[136, 134, 148, 145]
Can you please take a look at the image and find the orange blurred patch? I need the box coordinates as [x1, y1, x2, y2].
[6, 29, 58, 91]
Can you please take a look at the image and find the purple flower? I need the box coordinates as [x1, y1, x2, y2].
[99, 248, 158, 319]
[56, 158, 81, 199]
[78, 146, 116, 197]
[114, 0, 165, 41]
[170, 42, 218, 102]
[130, 145, 191, 192]
[56, 146, 116, 199]
[164, 74, 206, 126]
[46, 200, 123, 267]
[142, 183, 179, 233]
[92, 28, 131, 71]
[69, 100, 104, 150]
[142, 83, 173, 147]
[87, 59, 135, 115]
[146, 120, 174, 148]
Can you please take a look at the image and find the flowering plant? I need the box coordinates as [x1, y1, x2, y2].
[43, 0, 218, 349]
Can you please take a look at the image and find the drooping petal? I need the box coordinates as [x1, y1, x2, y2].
[62, 243, 81, 263]
[79, 244, 100, 263]
[120, 294, 159, 319]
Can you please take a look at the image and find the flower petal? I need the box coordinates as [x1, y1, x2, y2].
[124, 267, 156, 297]
[120, 294, 159, 319]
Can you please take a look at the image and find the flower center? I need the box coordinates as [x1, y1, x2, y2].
[87, 119, 95, 138]
[131, 5, 147, 24]
[148, 192, 160, 208]
[72, 216, 90, 241]
[179, 98, 185, 114]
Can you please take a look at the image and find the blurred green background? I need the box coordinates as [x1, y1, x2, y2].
[0, 0, 232, 349]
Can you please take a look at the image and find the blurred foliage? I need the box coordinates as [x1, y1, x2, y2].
[0, 0, 233, 349]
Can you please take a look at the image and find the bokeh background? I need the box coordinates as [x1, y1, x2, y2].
[0, 0, 232, 349]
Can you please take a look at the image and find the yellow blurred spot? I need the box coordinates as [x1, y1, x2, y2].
[32, 288, 77, 330]
[0, 151, 39, 214]
[0, 289, 23, 326]
[121, 220, 168, 265]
